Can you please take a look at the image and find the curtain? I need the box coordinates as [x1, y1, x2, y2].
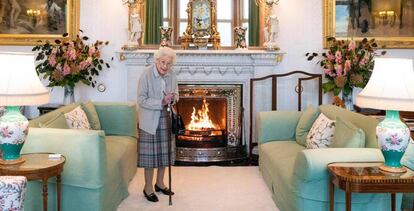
[144, 0, 163, 44]
[248, 0, 260, 46]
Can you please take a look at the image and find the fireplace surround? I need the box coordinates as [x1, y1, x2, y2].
[175, 84, 243, 162]
[120, 49, 284, 162]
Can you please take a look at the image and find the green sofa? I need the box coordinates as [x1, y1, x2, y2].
[257, 104, 402, 211]
[21, 102, 138, 211]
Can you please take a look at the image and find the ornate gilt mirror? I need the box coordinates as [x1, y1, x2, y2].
[181, 0, 220, 49]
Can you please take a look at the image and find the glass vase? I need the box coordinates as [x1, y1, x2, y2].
[63, 85, 75, 105]
[342, 89, 354, 111]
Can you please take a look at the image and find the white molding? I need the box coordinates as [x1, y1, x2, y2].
[119, 50, 285, 151]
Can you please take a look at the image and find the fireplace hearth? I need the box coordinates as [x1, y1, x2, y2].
[175, 84, 245, 162]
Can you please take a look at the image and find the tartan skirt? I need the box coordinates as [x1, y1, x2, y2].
[138, 108, 175, 168]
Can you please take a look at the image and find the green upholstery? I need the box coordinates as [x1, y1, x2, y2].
[295, 106, 320, 146]
[258, 104, 402, 211]
[29, 102, 80, 128]
[94, 102, 138, 138]
[331, 117, 365, 148]
[82, 101, 101, 130]
[257, 111, 302, 144]
[39, 113, 69, 129]
[22, 102, 138, 211]
[319, 105, 379, 148]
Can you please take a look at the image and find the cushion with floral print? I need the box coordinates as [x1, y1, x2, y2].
[306, 113, 335, 149]
[64, 106, 91, 130]
[0, 176, 27, 211]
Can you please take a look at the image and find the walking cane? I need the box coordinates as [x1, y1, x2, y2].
[167, 103, 173, 206]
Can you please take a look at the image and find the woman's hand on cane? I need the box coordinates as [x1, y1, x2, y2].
[162, 92, 175, 105]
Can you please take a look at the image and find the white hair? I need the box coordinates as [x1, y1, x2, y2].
[154, 47, 177, 64]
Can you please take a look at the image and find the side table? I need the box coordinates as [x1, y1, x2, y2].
[328, 162, 414, 211]
[0, 153, 66, 211]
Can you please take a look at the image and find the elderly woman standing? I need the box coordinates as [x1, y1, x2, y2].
[137, 47, 178, 202]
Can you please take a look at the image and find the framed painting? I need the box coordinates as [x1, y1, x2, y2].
[0, 0, 79, 45]
[323, 0, 414, 48]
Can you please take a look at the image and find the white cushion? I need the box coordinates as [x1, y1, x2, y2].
[306, 113, 335, 149]
[64, 106, 91, 129]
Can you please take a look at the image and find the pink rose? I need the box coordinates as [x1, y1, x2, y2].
[48, 55, 57, 67]
[335, 51, 342, 64]
[327, 52, 335, 61]
[63, 63, 71, 76]
[79, 57, 93, 70]
[335, 64, 343, 76]
[88, 47, 96, 57]
[344, 60, 352, 74]
[348, 40, 356, 51]
[56, 63, 62, 71]
[67, 49, 77, 61]
[51, 48, 58, 55]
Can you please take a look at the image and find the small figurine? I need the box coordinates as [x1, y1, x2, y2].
[263, 0, 280, 50]
[128, 7, 143, 44]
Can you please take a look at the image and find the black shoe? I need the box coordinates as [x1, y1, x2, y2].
[155, 184, 175, 195]
[143, 190, 159, 202]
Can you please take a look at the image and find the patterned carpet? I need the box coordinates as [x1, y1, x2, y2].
[117, 166, 279, 211]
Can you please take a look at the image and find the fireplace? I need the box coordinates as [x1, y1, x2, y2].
[175, 84, 245, 162]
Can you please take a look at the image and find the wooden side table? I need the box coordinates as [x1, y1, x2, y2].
[0, 153, 66, 211]
[328, 162, 414, 211]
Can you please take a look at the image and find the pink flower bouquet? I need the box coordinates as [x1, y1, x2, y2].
[307, 37, 385, 96]
[32, 32, 111, 89]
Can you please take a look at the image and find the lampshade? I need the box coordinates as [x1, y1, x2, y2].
[356, 58, 414, 112]
[0, 52, 49, 106]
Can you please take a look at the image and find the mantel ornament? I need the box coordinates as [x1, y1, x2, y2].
[180, 0, 220, 50]
[257, 0, 280, 51]
[122, 0, 144, 51]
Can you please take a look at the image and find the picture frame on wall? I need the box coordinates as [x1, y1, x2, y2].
[0, 0, 79, 45]
[323, 0, 414, 48]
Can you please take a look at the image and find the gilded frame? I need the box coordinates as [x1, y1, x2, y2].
[323, 0, 414, 48]
[0, 0, 79, 45]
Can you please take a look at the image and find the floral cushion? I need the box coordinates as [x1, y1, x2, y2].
[0, 176, 27, 210]
[306, 113, 335, 149]
[64, 106, 91, 129]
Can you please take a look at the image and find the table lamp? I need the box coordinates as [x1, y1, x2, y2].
[0, 52, 49, 165]
[356, 58, 414, 173]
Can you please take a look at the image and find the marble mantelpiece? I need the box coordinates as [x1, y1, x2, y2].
[119, 49, 285, 151]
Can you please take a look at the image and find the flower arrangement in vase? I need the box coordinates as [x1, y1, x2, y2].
[32, 31, 111, 104]
[306, 37, 385, 110]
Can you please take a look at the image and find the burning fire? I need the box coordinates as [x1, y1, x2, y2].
[187, 98, 219, 130]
